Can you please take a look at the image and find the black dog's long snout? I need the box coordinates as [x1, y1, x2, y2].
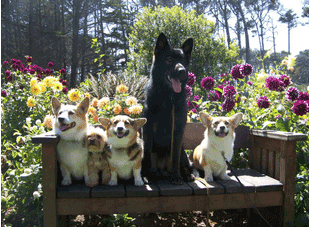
[175, 63, 186, 75]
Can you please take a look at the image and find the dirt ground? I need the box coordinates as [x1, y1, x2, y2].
[70, 210, 252, 227]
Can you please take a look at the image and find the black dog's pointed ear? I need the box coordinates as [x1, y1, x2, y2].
[154, 33, 170, 56]
[182, 38, 193, 59]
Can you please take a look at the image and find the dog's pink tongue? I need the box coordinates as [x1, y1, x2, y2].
[171, 78, 181, 93]
[59, 125, 67, 131]
[218, 133, 226, 138]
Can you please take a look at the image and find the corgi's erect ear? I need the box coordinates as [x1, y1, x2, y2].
[230, 113, 243, 128]
[133, 118, 147, 130]
[99, 117, 111, 130]
[51, 97, 61, 115]
[154, 33, 170, 56]
[77, 97, 90, 115]
[199, 111, 212, 128]
[182, 38, 193, 60]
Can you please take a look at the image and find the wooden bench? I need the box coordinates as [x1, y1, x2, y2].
[32, 123, 307, 227]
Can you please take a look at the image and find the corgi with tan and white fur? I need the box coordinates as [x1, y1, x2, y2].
[193, 112, 243, 182]
[52, 97, 90, 186]
[99, 115, 147, 186]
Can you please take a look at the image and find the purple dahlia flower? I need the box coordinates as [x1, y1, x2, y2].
[201, 77, 215, 90]
[257, 96, 270, 109]
[286, 87, 299, 102]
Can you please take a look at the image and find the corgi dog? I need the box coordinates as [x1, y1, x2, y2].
[86, 126, 111, 187]
[52, 97, 90, 186]
[99, 115, 147, 186]
[193, 112, 243, 182]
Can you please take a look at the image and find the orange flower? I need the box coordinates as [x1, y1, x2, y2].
[88, 106, 96, 115]
[129, 105, 142, 115]
[116, 84, 128, 93]
[92, 114, 98, 123]
[124, 108, 130, 115]
[43, 115, 54, 129]
[98, 97, 110, 108]
[113, 104, 122, 115]
[91, 98, 98, 107]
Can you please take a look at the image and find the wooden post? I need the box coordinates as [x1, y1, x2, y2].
[40, 140, 58, 227]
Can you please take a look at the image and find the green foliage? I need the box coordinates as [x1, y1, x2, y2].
[127, 6, 239, 82]
[80, 71, 148, 100]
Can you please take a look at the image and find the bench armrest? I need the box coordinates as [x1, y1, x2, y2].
[250, 129, 307, 141]
[32, 132, 59, 144]
[249, 129, 307, 226]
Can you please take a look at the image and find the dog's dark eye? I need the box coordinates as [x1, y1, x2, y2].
[113, 120, 119, 125]
[97, 135, 102, 139]
[213, 121, 219, 126]
[59, 111, 63, 115]
[68, 111, 74, 115]
[125, 121, 130, 125]
[224, 121, 229, 125]
[166, 57, 174, 64]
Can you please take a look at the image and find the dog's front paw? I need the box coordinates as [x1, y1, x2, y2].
[108, 178, 118, 186]
[204, 175, 214, 182]
[134, 178, 144, 186]
[61, 177, 72, 186]
[220, 174, 231, 181]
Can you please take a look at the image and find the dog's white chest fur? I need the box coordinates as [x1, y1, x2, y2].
[57, 140, 88, 180]
[201, 132, 234, 177]
[108, 148, 134, 180]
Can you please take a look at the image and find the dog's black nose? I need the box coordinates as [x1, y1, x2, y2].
[89, 139, 95, 145]
[58, 117, 65, 123]
[175, 63, 186, 74]
[220, 126, 226, 131]
[117, 127, 124, 132]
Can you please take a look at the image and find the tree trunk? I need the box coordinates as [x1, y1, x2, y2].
[70, 0, 82, 88]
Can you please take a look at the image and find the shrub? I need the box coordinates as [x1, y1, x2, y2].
[127, 6, 239, 82]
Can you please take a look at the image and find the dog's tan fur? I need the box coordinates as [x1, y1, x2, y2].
[51, 97, 90, 186]
[193, 112, 243, 182]
[86, 126, 111, 187]
[99, 115, 147, 186]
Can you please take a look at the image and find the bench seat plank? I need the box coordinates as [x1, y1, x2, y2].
[125, 183, 160, 197]
[156, 180, 193, 196]
[91, 185, 125, 198]
[230, 169, 283, 192]
[187, 179, 225, 195]
[57, 184, 91, 198]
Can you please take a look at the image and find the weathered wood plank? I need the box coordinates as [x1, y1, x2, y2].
[188, 179, 225, 195]
[216, 176, 255, 194]
[156, 180, 193, 196]
[41, 142, 58, 227]
[251, 129, 307, 141]
[31, 132, 59, 144]
[231, 169, 283, 192]
[91, 184, 125, 198]
[125, 183, 160, 197]
[57, 184, 91, 198]
[57, 191, 284, 215]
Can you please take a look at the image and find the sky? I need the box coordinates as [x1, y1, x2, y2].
[252, 0, 309, 56]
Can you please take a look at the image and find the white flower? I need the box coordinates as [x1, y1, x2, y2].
[32, 126, 38, 131]
[37, 184, 42, 192]
[26, 117, 31, 124]
[24, 168, 32, 175]
[35, 119, 42, 126]
[33, 191, 40, 199]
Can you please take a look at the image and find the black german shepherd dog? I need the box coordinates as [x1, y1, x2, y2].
[142, 33, 194, 184]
